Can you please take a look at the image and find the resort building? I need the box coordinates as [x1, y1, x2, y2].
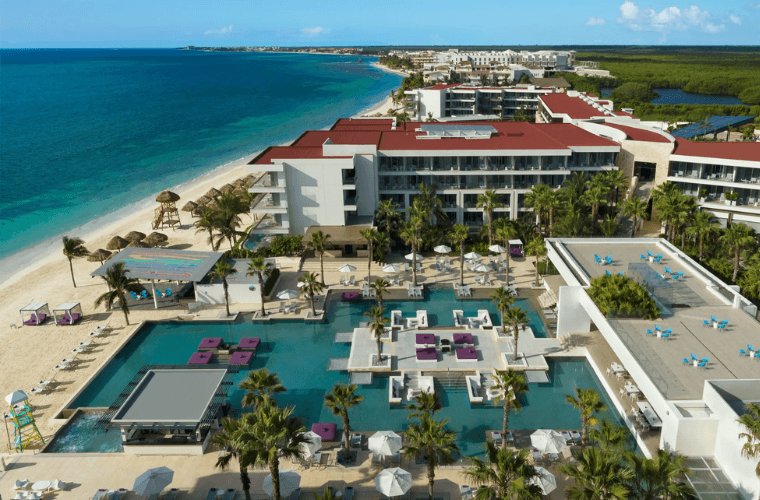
[546, 237, 760, 499]
[432, 49, 576, 71]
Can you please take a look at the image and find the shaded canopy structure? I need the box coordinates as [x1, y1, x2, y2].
[52, 302, 83, 325]
[107, 236, 129, 251]
[233, 178, 247, 188]
[154, 190, 181, 231]
[128, 240, 150, 248]
[20, 302, 50, 326]
[182, 201, 197, 212]
[126, 231, 147, 243]
[145, 232, 169, 247]
[205, 188, 221, 198]
[196, 195, 211, 205]
[88, 249, 113, 264]
[220, 183, 235, 194]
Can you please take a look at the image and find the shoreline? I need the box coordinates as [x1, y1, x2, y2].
[371, 61, 409, 77]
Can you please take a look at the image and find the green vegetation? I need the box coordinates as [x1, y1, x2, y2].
[587, 274, 660, 320]
[608, 82, 658, 104]
[379, 54, 415, 70]
[738, 86, 760, 106]
[262, 268, 280, 296]
[555, 71, 616, 96]
[622, 103, 760, 123]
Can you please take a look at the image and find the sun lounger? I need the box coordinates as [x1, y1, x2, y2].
[13, 493, 29, 500]
[148, 495, 160, 500]
[343, 487, 355, 500]
[91, 490, 110, 500]
[570, 430, 581, 443]
[491, 431, 502, 444]
[163, 489, 180, 500]
[287, 303, 297, 314]
[544, 314, 557, 320]
[111, 489, 127, 500]
[349, 276, 356, 286]
[222, 489, 236, 500]
[14, 480, 29, 490]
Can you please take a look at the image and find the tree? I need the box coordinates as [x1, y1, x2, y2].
[505, 307, 529, 359]
[491, 370, 528, 449]
[369, 278, 390, 308]
[490, 287, 515, 336]
[465, 444, 541, 500]
[398, 111, 410, 131]
[360, 227, 380, 284]
[566, 388, 607, 448]
[525, 237, 546, 286]
[652, 182, 682, 240]
[625, 449, 696, 500]
[211, 417, 255, 500]
[582, 183, 609, 234]
[210, 259, 238, 317]
[298, 272, 323, 317]
[560, 447, 632, 500]
[720, 222, 755, 281]
[687, 210, 719, 261]
[599, 215, 620, 237]
[247, 256, 272, 318]
[603, 169, 628, 211]
[377, 199, 401, 238]
[364, 305, 389, 362]
[94, 262, 141, 325]
[524, 184, 552, 235]
[306, 230, 330, 286]
[406, 392, 443, 421]
[738, 402, 760, 477]
[324, 383, 364, 461]
[195, 210, 218, 249]
[400, 218, 423, 287]
[589, 419, 629, 453]
[451, 223, 469, 287]
[477, 189, 504, 246]
[738, 263, 760, 302]
[620, 197, 648, 238]
[495, 220, 518, 285]
[404, 415, 460, 500]
[240, 368, 286, 409]
[62, 236, 89, 288]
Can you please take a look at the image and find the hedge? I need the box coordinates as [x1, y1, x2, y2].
[263, 268, 280, 297]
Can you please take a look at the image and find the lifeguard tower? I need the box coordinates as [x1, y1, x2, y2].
[153, 190, 181, 231]
[5, 390, 44, 452]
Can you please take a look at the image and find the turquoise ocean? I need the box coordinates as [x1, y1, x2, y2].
[0, 49, 402, 278]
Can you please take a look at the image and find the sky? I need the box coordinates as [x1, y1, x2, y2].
[3, 0, 760, 48]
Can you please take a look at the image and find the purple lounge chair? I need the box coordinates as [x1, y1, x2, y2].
[456, 347, 478, 361]
[415, 333, 435, 345]
[311, 422, 337, 441]
[198, 337, 223, 351]
[23, 313, 47, 326]
[229, 351, 253, 365]
[188, 352, 213, 365]
[237, 337, 261, 351]
[416, 347, 438, 361]
[341, 292, 360, 301]
[453, 333, 473, 345]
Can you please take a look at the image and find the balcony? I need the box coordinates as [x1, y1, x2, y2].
[249, 178, 286, 194]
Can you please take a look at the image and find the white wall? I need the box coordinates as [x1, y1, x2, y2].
[419, 89, 445, 118]
[355, 154, 378, 217]
[556, 286, 591, 337]
[195, 283, 262, 305]
[660, 403, 719, 456]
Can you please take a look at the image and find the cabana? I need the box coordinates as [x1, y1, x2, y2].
[508, 239, 524, 257]
[19, 303, 50, 326]
[52, 302, 83, 325]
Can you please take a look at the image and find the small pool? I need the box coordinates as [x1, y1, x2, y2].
[244, 233, 265, 250]
[44, 410, 123, 453]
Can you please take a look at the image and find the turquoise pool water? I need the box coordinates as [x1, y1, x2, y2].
[64, 289, 620, 455]
[45, 411, 122, 453]
[244, 233, 264, 250]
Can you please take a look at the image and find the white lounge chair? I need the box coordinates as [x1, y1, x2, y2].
[49, 480, 67, 492]
[349, 276, 356, 286]
[14, 480, 30, 490]
[363, 284, 370, 297]
[279, 302, 286, 314]
[408, 284, 414, 297]
[13, 493, 28, 500]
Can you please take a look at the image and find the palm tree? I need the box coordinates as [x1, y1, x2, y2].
[495, 220, 518, 285]
[324, 383, 364, 461]
[525, 237, 546, 286]
[652, 182, 682, 239]
[582, 183, 609, 234]
[563, 172, 589, 212]
[247, 256, 272, 317]
[672, 196, 697, 249]
[625, 449, 696, 499]
[398, 111, 410, 131]
[490, 288, 514, 336]
[604, 169, 628, 212]
[505, 307, 529, 359]
[406, 392, 442, 420]
[524, 184, 552, 235]
[687, 210, 719, 261]
[210, 259, 238, 317]
[566, 388, 607, 448]
[451, 223, 469, 287]
[404, 415, 460, 500]
[465, 443, 541, 500]
[306, 230, 330, 286]
[412, 183, 447, 226]
[364, 306, 389, 362]
[620, 197, 648, 238]
[543, 189, 561, 238]
[94, 262, 141, 325]
[62, 236, 89, 288]
[491, 370, 528, 448]
[738, 402, 760, 477]
[560, 447, 632, 500]
[240, 368, 286, 409]
[599, 215, 619, 237]
[720, 222, 755, 281]
[477, 189, 503, 246]
[313, 487, 339, 500]
[360, 227, 379, 284]
[298, 272, 323, 317]
[589, 419, 629, 452]
[211, 416, 255, 500]
[377, 199, 401, 237]
[369, 278, 390, 308]
[400, 218, 423, 287]
[195, 210, 218, 249]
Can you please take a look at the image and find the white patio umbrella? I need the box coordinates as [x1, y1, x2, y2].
[299, 430, 322, 458]
[530, 429, 567, 454]
[464, 252, 482, 261]
[488, 244, 507, 253]
[382, 263, 401, 274]
[530, 467, 557, 495]
[405, 252, 423, 261]
[338, 264, 357, 282]
[433, 245, 451, 254]
[368, 431, 402, 456]
[375, 468, 413, 497]
[277, 289, 299, 301]
[263, 470, 301, 498]
[5, 390, 28, 406]
[472, 263, 492, 273]
[132, 467, 174, 496]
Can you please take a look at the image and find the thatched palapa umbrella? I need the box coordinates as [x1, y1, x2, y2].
[125, 231, 147, 243]
[182, 201, 198, 212]
[107, 236, 129, 251]
[196, 195, 211, 205]
[233, 187, 247, 197]
[206, 199, 219, 209]
[233, 178, 247, 188]
[127, 240, 150, 248]
[205, 188, 221, 198]
[155, 190, 180, 203]
[192, 206, 206, 217]
[145, 232, 169, 247]
[220, 183, 235, 194]
[88, 249, 113, 265]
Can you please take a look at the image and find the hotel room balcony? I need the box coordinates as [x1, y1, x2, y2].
[248, 175, 286, 194]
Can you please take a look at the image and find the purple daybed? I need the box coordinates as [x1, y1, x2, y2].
[198, 337, 223, 351]
[24, 314, 47, 326]
[238, 337, 261, 351]
[415, 333, 435, 345]
[188, 352, 213, 365]
[452, 333, 473, 345]
[509, 247, 523, 257]
[416, 347, 438, 361]
[342, 292, 360, 301]
[57, 313, 81, 325]
[311, 422, 337, 441]
[456, 347, 478, 361]
[229, 351, 253, 365]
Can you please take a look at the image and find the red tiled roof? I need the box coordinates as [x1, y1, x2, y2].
[426, 83, 462, 90]
[612, 110, 637, 118]
[602, 123, 672, 144]
[672, 138, 760, 162]
[252, 146, 352, 164]
[539, 94, 609, 119]
[292, 130, 382, 147]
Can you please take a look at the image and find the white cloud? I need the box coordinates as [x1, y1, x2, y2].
[617, 2, 724, 33]
[204, 25, 233, 35]
[301, 26, 327, 36]
[585, 16, 607, 25]
[730, 14, 742, 24]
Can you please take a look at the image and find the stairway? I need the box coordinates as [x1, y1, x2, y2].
[430, 371, 469, 392]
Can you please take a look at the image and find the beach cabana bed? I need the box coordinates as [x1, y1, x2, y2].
[20, 303, 51, 326]
[508, 239, 524, 257]
[53, 302, 83, 325]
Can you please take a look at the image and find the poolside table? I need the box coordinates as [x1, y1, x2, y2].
[610, 363, 626, 374]
[198, 337, 222, 351]
[624, 382, 640, 395]
[32, 481, 51, 492]
[456, 347, 478, 361]
[229, 351, 253, 365]
[415, 333, 435, 345]
[188, 352, 213, 365]
[453, 333, 473, 345]
[416, 347, 438, 361]
[237, 337, 260, 351]
[637, 402, 663, 427]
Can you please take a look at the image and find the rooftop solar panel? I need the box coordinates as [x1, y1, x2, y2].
[671, 116, 754, 139]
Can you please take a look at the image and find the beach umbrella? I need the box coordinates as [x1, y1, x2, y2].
[368, 431, 402, 456]
[530, 429, 566, 454]
[233, 187, 248, 197]
[125, 231, 146, 242]
[181, 201, 198, 212]
[197, 195, 212, 205]
[433, 245, 451, 254]
[5, 390, 28, 406]
[299, 430, 322, 458]
[155, 190, 180, 203]
[205, 188, 222, 198]
[382, 263, 401, 274]
[263, 470, 301, 498]
[488, 244, 507, 253]
[234, 178, 247, 188]
[220, 183, 235, 193]
[405, 252, 423, 261]
[464, 252, 482, 261]
[87, 249, 113, 264]
[106, 236, 129, 251]
[472, 263, 492, 273]
[206, 199, 219, 209]
[338, 264, 357, 282]
[375, 468, 412, 497]
[276, 289, 299, 305]
[192, 206, 206, 217]
[146, 232, 169, 247]
[127, 240, 150, 248]
[530, 467, 557, 495]
[132, 467, 174, 496]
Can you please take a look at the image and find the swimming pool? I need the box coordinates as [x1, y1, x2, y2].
[63, 289, 619, 455]
[244, 233, 265, 250]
